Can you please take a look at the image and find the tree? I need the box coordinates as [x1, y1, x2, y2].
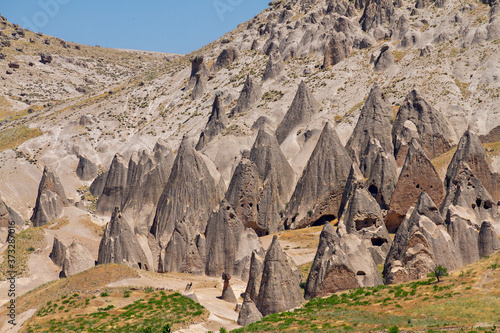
[428, 265, 448, 282]
[162, 324, 172, 333]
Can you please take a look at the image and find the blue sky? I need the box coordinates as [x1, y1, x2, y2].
[1, 0, 270, 54]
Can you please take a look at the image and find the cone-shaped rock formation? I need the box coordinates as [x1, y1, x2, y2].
[276, 81, 319, 144]
[196, 95, 229, 150]
[76, 155, 98, 181]
[285, 123, 352, 229]
[392, 90, 453, 165]
[59, 242, 95, 278]
[478, 221, 500, 257]
[262, 52, 285, 81]
[97, 207, 148, 270]
[96, 154, 128, 215]
[346, 84, 394, 165]
[386, 140, 445, 232]
[49, 235, 68, 267]
[237, 294, 263, 326]
[231, 75, 262, 117]
[31, 166, 69, 227]
[211, 47, 239, 73]
[256, 236, 304, 316]
[322, 32, 351, 68]
[244, 251, 264, 302]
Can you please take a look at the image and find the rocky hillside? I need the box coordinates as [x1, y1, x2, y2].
[0, 0, 499, 331]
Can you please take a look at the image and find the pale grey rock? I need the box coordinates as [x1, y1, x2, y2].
[97, 207, 149, 270]
[60, 242, 95, 278]
[90, 171, 108, 197]
[262, 52, 285, 81]
[0, 196, 24, 229]
[96, 154, 128, 215]
[276, 80, 319, 144]
[286, 123, 352, 229]
[322, 32, 351, 68]
[231, 75, 262, 117]
[256, 236, 304, 316]
[237, 294, 263, 326]
[212, 47, 239, 73]
[446, 207, 480, 266]
[76, 155, 98, 181]
[31, 166, 69, 227]
[191, 73, 207, 100]
[478, 221, 500, 257]
[244, 251, 264, 302]
[49, 235, 68, 267]
[359, 0, 395, 32]
[374, 45, 394, 72]
[196, 95, 228, 150]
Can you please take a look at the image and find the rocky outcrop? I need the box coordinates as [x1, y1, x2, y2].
[237, 294, 263, 326]
[187, 55, 209, 90]
[392, 90, 453, 165]
[231, 75, 262, 117]
[250, 129, 295, 234]
[31, 166, 69, 227]
[345, 84, 394, 165]
[337, 182, 392, 265]
[446, 206, 480, 266]
[211, 47, 239, 73]
[121, 140, 174, 235]
[150, 136, 220, 247]
[322, 32, 351, 68]
[97, 207, 148, 270]
[160, 220, 206, 275]
[256, 236, 304, 316]
[359, 0, 395, 33]
[96, 154, 128, 215]
[196, 95, 228, 150]
[262, 52, 285, 81]
[441, 162, 499, 229]
[49, 236, 68, 267]
[90, 171, 108, 197]
[76, 155, 98, 181]
[386, 140, 445, 232]
[205, 200, 264, 281]
[225, 151, 260, 230]
[373, 45, 394, 72]
[244, 251, 264, 302]
[359, 0, 394, 32]
[304, 223, 360, 299]
[221, 273, 237, 303]
[445, 130, 500, 202]
[59, 242, 95, 278]
[361, 139, 398, 210]
[276, 81, 319, 144]
[384, 192, 459, 284]
[478, 221, 500, 257]
[0, 197, 24, 229]
[285, 123, 352, 229]
[191, 73, 207, 100]
[479, 125, 500, 143]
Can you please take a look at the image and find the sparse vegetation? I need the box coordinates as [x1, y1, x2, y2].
[0, 126, 43, 152]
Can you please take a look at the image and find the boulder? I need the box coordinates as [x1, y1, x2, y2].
[346, 84, 394, 165]
[386, 140, 445, 232]
[211, 47, 239, 73]
[187, 55, 209, 89]
[392, 90, 453, 165]
[304, 223, 360, 299]
[445, 130, 500, 202]
[59, 242, 95, 278]
[478, 221, 500, 257]
[256, 236, 304, 316]
[231, 75, 262, 117]
[96, 154, 128, 215]
[76, 155, 98, 181]
[49, 235, 68, 267]
[196, 94, 228, 150]
[31, 166, 69, 227]
[237, 294, 263, 326]
[322, 32, 351, 68]
[39, 52, 52, 64]
[262, 52, 285, 81]
[151, 136, 220, 247]
[276, 80, 319, 144]
[97, 207, 149, 270]
[285, 123, 352, 229]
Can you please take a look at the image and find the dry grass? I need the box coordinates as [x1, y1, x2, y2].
[0, 126, 44, 152]
[80, 215, 105, 238]
[0, 227, 46, 280]
[235, 251, 500, 332]
[42, 216, 70, 230]
[431, 146, 457, 176]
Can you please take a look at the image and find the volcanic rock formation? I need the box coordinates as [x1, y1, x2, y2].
[255, 236, 304, 316]
[276, 81, 319, 144]
[386, 140, 445, 232]
[196, 94, 229, 150]
[31, 166, 69, 227]
[96, 154, 128, 215]
[285, 123, 352, 229]
[211, 47, 239, 73]
[76, 155, 98, 181]
[231, 75, 262, 117]
[262, 52, 285, 81]
[49, 235, 68, 267]
[322, 32, 351, 68]
[237, 294, 263, 326]
[59, 241, 95, 278]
